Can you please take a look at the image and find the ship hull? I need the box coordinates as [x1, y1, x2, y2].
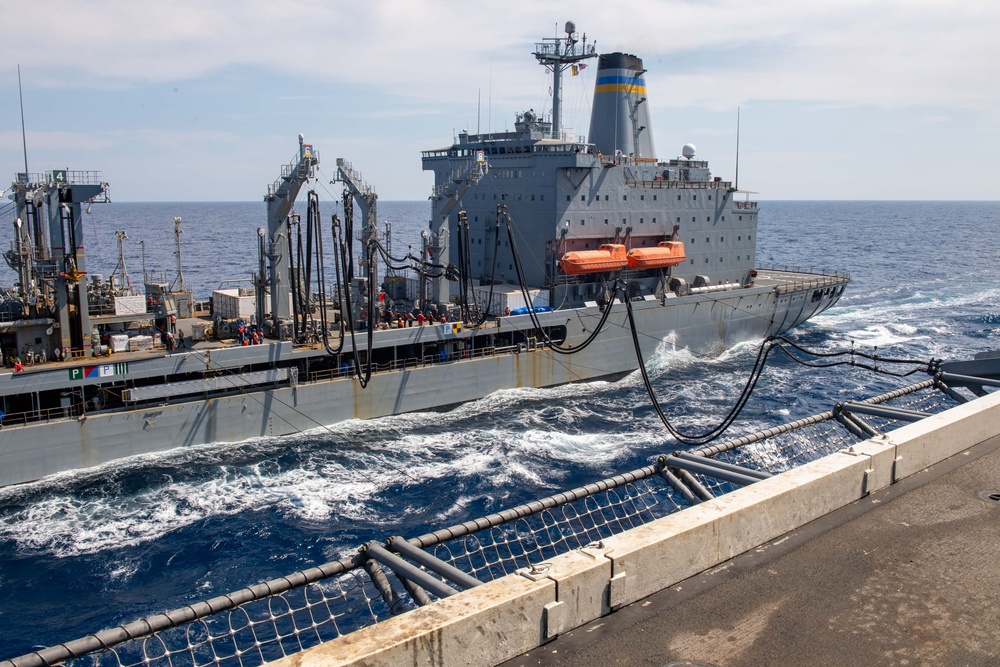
[0, 274, 845, 487]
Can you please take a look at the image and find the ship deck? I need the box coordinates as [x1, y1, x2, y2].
[507, 430, 1000, 667]
[6, 267, 848, 375]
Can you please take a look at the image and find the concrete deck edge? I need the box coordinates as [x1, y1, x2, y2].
[285, 389, 1000, 667]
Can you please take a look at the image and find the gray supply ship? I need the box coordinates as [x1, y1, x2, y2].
[0, 23, 848, 488]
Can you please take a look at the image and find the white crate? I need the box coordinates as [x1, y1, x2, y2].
[212, 289, 256, 320]
[109, 334, 130, 353]
[129, 335, 154, 351]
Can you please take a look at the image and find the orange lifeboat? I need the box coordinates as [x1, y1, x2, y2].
[626, 240, 687, 270]
[558, 243, 628, 275]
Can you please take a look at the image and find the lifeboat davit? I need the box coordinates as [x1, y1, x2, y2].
[558, 243, 628, 275]
[626, 240, 687, 270]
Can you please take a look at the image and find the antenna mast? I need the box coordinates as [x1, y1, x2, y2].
[532, 21, 596, 140]
[735, 107, 741, 191]
[18, 65, 29, 177]
[172, 217, 186, 292]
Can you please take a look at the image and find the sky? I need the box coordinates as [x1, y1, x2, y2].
[1, 0, 998, 202]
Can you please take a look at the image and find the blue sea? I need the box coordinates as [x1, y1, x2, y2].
[0, 200, 998, 659]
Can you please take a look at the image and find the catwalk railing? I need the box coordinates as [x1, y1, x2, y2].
[1, 376, 981, 667]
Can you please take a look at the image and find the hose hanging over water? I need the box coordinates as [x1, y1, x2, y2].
[462, 206, 503, 327]
[624, 307, 939, 445]
[333, 190, 375, 387]
[769, 337, 937, 376]
[307, 192, 345, 355]
[623, 289, 775, 446]
[500, 204, 621, 355]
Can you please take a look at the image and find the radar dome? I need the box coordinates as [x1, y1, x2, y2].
[565, 21, 576, 35]
[682, 144, 696, 159]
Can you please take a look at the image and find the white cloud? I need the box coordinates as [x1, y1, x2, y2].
[2, 1, 997, 110]
[1, 1, 998, 200]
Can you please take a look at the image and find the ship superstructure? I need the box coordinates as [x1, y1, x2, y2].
[424, 26, 757, 314]
[0, 24, 848, 488]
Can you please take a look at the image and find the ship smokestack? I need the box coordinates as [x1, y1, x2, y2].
[588, 52, 656, 159]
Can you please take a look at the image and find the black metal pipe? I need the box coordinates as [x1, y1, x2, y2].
[676, 468, 714, 501]
[399, 574, 432, 607]
[839, 401, 930, 422]
[672, 451, 771, 480]
[390, 537, 482, 590]
[834, 408, 876, 439]
[939, 372, 1000, 389]
[363, 557, 406, 615]
[664, 456, 763, 487]
[364, 543, 461, 600]
[934, 378, 968, 404]
[658, 467, 698, 505]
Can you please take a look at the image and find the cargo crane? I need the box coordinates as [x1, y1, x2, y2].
[4, 169, 109, 359]
[263, 135, 318, 336]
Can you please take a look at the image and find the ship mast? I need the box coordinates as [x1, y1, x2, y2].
[532, 21, 596, 140]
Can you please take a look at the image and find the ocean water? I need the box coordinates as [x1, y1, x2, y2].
[0, 200, 998, 659]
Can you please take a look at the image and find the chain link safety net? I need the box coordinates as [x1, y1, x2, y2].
[5, 381, 982, 667]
